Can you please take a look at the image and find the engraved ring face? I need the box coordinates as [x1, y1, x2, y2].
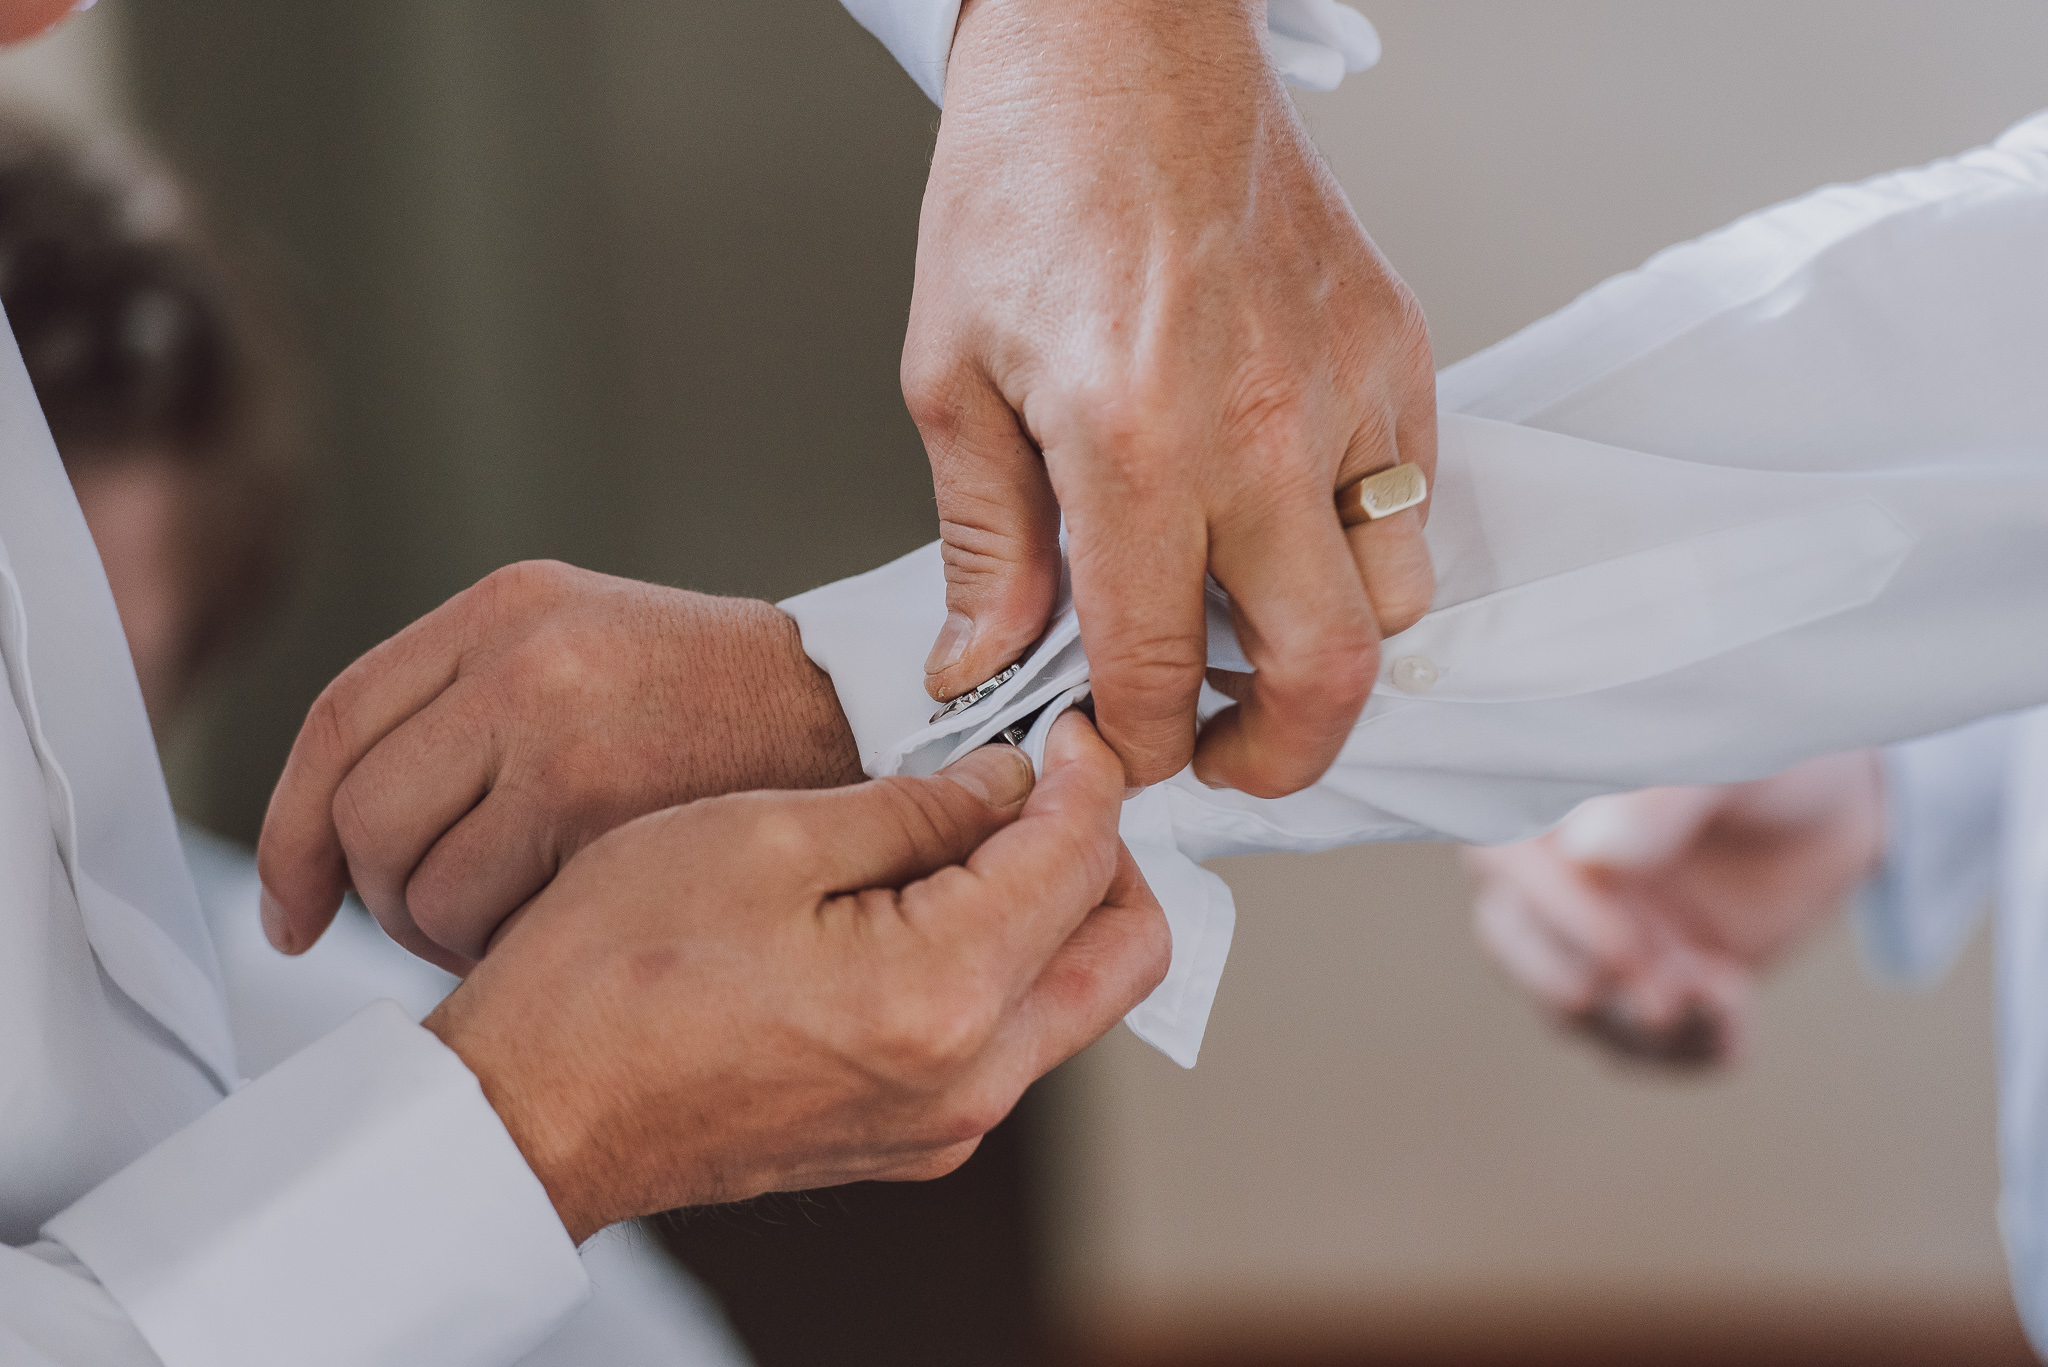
[1335, 463, 1428, 528]
[929, 661, 1025, 724]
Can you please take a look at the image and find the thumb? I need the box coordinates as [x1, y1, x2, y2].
[787, 743, 1039, 895]
[906, 366, 1062, 703]
[1554, 786, 1729, 872]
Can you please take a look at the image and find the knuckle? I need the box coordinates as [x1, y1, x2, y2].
[875, 776, 976, 857]
[300, 685, 352, 772]
[1057, 389, 1184, 500]
[405, 884, 482, 961]
[739, 806, 819, 872]
[900, 356, 970, 438]
[1392, 287, 1436, 375]
[329, 772, 386, 863]
[936, 1089, 1012, 1149]
[894, 1142, 979, 1184]
[1221, 366, 1315, 466]
[1373, 571, 1435, 637]
[507, 626, 588, 698]
[1136, 912, 1173, 993]
[475, 559, 583, 619]
[1262, 628, 1380, 715]
[1092, 636, 1206, 713]
[869, 983, 998, 1086]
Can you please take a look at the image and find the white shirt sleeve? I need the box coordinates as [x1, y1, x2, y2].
[1851, 717, 2018, 988]
[837, 0, 1378, 106]
[37, 1002, 589, 1367]
[784, 107, 2048, 1066]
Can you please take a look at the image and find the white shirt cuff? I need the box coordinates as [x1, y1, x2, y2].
[44, 1000, 589, 1367]
[839, 0, 1378, 107]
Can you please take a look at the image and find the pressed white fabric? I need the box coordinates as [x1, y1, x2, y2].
[787, 108, 2048, 1067]
[47, 1002, 586, 1367]
[837, 0, 1379, 106]
[180, 823, 755, 1366]
[0, 308, 594, 1364]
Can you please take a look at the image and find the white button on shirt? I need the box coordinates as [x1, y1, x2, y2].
[1390, 655, 1438, 695]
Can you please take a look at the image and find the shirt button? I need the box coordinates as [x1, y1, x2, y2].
[1390, 654, 1439, 694]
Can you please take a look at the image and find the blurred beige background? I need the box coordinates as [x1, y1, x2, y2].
[10, 3, 2048, 1363]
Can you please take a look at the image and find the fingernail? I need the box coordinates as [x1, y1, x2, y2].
[925, 611, 974, 677]
[1557, 797, 1654, 868]
[259, 887, 295, 954]
[1123, 785, 1143, 801]
[941, 744, 1034, 810]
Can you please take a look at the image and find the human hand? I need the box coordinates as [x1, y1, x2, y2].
[0, 0, 73, 45]
[906, 0, 1436, 800]
[426, 712, 1169, 1242]
[1465, 752, 1886, 1067]
[257, 561, 864, 974]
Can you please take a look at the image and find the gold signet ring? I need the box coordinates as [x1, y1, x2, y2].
[1334, 463, 1428, 528]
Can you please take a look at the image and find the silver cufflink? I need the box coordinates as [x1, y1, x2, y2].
[929, 661, 1025, 724]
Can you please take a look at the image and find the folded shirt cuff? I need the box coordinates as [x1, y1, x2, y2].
[839, 0, 1378, 107]
[45, 1000, 589, 1367]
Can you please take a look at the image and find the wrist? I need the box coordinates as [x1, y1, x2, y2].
[750, 601, 865, 789]
[424, 992, 610, 1245]
[950, 0, 1268, 105]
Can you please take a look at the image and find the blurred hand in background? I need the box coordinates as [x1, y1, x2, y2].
[910, 0, 1436, 801]
[0, 0, 70, 46]
[1466, 752, 1888, 1067]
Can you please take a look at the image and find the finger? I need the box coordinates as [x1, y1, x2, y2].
[1586, 953, 1750, 1069]
[1336, 403, 1436, 638]
[1392, 374, 1439, 513]
[1192, 489, 1380, 798]
[905, 363, 1063, 703]
[406, 785, 566, 963]
[330, 690, 498, 950]
[1554, 787, 1729, 872]
[997, 843, 1172, 1078]
[913, 711, 1129, 983]
[777, 741, 1038, 897]
[1345, 508, 1434, 637]
[1473, 886, 1599, 1015]
[1487, 843, 1652, 975]
[1056, 475, 1210, 788]
[257, 599, 482, 954]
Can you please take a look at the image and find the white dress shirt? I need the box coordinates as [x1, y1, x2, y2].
[0, 313, 590, 1363]
[785, 108, 2048, 1067]
[1856, 712, 2048, 1355]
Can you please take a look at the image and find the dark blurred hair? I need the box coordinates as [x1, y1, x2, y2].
[0, 104, 302, 687]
